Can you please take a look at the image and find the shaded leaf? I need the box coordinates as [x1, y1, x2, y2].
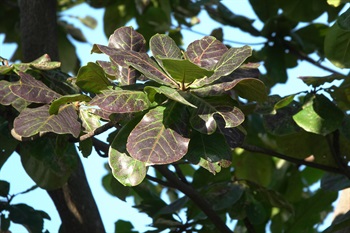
[293, 94, 344, 136]
[115, 220, 137, 233]
[188, 94, 245, 134]
[0, 180, 10, 197]
[277, 0, 327, 22]
[20, 138, 78, 190]
[78, 138, 93, 158]
[76, 62, 111, 93]
[49, 94, 90, 114]
[102, 173, 130, 201]
[185, 131, 232, 174]
[9, 204, 47, 233]
[186, 36, 228, 70]
[299, 74, 345, 88]
[89, 89, 151, 113]
[13, 105, 81, 139]
[323, 211, 350, 233]
[127, 104, 190, 165]
[321, 173, 350, 191]
[325, 23, 350, 68]
[10, 72, 61, 104]
[338, 8, 350, 30]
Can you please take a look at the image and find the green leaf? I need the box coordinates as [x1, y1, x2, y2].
[0, 180, 10, 197]
[144, 86, 197, 108]
[337, 8, 350, 30]
[191, 45, 252, 88]
[188, 94, 245, 134]
[79, 108, 102, 133]
[10, 72, 61, 104]
[277, 0, 327, 22]
[89, 89, 151, 114]
[325, 23, 350, 68]
[293, 23, 328, 55]
[76, 62, 111, 93]
[19, 138, 78, 190]
[114, 220, 137, 233]
[249, 0, 278, 22]
[78, 138, 93, 158]
[127, 104, 190, 165]
[78, 15, 97, 29]
[29, 54, 61, 70]
[321, 173, 350, 191]
[49, 94, 90, 114]
[13, 105, 81, 139]
[109, 148, 147, 187]
[9, 204, 46, 233]
[299, 74, 344, 88]
[102, 173, 130, 201]
[293, 94, 344, 136]
[185, 36, 228, 70]
[160, 58, 214, 85]
[185, 131, 232, 174]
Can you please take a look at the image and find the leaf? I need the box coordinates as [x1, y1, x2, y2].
[299, 74, 345, 88]
[78, 15, 97, 29]
[337, 7, 350, 30]
[188, 94, 245, 134]
[78, 138, 93, 158]
[277, 0, 327, 22]
[49, 94, 90, 114]
[185, 131, 232, 174]
[13, 105, 81, 139]
[185, 36, 228, 70]
[0, 80, 29, 112]
[10, 72, 61, 104]
[191, 45, 252, 87]
[150, 34, 182, 65]
[19, 138, 78, 190]
[93, 44, 179, 87]
[108, 26, 146, 52]
[76, 62, 111, 93]
[0, 180, 10, 197]
[115, 220, 137, 233]
[144, 86, 197, 108]
[89, 89, 151, 113]
[109, 116, 147, 186]
[102, 173, 130, 201]
[160, 58, 214, 84]
[9, 204, 47, 233]
[249, 0, 278, 22]
[325, 23, 350, 68]
[321, 173, 350, 191]
[79, 108, 102, 133]
[293, 94, 344, 136]
[29, 54, 61, 70]
[127, 104, 190, 165]
[109, 148, 147, 187]
[323, 211, 350, 233]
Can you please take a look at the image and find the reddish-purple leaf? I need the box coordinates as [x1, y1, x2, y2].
[186, 36, 228, 70]
[13, 105, 81, 139]
[0, 80, 29, 111]
[10, 72, 61, 104]
[127, 105, 190, 165]
[89, 89, 151, 113]
[108, 26, 146, 52]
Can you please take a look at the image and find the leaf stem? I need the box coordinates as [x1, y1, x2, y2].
[240, 144, 343, 174]
[155, 165, 233, 233]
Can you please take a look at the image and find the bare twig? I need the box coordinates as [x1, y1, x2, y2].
[173, 164, 189, 184]
[155, 165, 232, 233]
[240, 144, 343, 175]
[146, 174, 175, 188]
[80, 121, 115, 141]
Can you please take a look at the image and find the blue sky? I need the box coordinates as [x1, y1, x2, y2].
[0, 1, 347, 232]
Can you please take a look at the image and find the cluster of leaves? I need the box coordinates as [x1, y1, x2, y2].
[0, 181, 49, 233]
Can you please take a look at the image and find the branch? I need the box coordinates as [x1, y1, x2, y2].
[326, 131, 350, 179]
[243, 217, 256, 233]
[240, 144, 343, 174]
[173, 164, 189, 184]
[80, 121, 115, 141]
[155, 165, 232, 233]
[146, 174, 175, 188]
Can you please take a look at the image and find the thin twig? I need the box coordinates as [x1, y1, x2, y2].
[80, 121, 115, 141]
[155, 165, 232, 233]
[240, 144, 343, 175]
[146, 174, 175, 188]
[173, 164, 189, 184]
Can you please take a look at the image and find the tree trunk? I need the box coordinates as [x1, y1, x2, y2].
[19, 1, 105, 232]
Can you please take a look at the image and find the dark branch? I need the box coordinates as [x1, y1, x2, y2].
[80, 122, 115, 141]
[240, 144, 343, 174]
[243, 217, 256, 233]
[155, 165, 232, 233]
[146, 174, 175, 188]
[173, 164, 189, 184]
[92, 138, 109, 157]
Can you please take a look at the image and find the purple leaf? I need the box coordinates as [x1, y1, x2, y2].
[108, 26, 146, 52]
[186, 36, 228, 70]
[10, 72, 61, 104]
[13, 105, 81, 139]
[0, 80, 29, 111]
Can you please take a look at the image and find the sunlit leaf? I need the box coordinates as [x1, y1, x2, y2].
[108, 26, 146, 52]
[150, 34, 182, 67]
[293, 94, 344, 136]
[89, 89, 151, 113]
[186, 36, 228, 70]
[10, 72, 61, 104]
[49, 94, 90, 114]
[127, 104, 190, 165]
[144, 86, 196, 108]
[79, 108, 102, 133]
[13, 105, 81, 139]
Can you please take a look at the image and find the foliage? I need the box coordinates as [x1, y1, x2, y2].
[1, 0, 350, 233]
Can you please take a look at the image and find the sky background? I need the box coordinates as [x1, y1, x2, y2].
[0, 1, 348, 232]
